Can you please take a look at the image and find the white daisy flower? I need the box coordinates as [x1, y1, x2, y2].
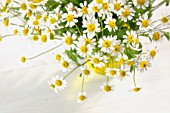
[62, 11, 78, 27]
[101, 82, 114, 93]
[48, 80, 59, 93]
[147, 46, 159, 60]
[117, 65, 130, 80]
[54, 6, 64, 24]
[149, 30, 164, 43]
[104, 17, 118, 32]
[77, 44, 92, 58]
[62, 31, 77, 50]
[116, 54, 128, 65]
[133, 0, 149, 9]
[110, 41, 124, 56]
[110, 0, 124, 15]
[89, 52, 108, 68]
[137, 57, 151, 73]
[105, 67, 117, 77]
[83, 17, 100, 37]
[78, 34, 96, 47]
[51, 76, 67, 93]
[137, 13, 152, 30]
[98, 36, 114, 53]
[65, 2, 79, 14]
[88, 2, 101, 15]
[77, 1, 89, 18]
[120, 5, 135, 22]
[98, 1, 112, 19]
[80, 65, 93, 78]
[60, 55, 74, 72]
[78, 92, 87, 103]
[123, 30, 137, 44]
[160, 15, 170, 26]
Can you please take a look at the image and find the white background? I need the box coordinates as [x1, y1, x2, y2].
[0, 0, 170, 113]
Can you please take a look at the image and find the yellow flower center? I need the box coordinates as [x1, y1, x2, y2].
[79, 95, 86, 101]
[102, 3, 109, 10]
[104, 85, 111, 92]
[137, 0, 145, 5]
[36, 15, 42, 20]
[57, 14, 62, 20]
[87, 24, 96, 32]
[134, 38, 139, 44]
[153, 32, 160, 40]
[161, 16, 169, 23]
[82, 6, 88, 14]
[96, 0, 103, 4]
[21, 3, 27, 10]
[120, 70, 126, 77]
[33, 0, 42, 3]
[23, 28, 29, 36]
[55, 80, 62, 86]
[27, 10, 32, 17]
[83, 69, 90, 75]
[140, 61, 148, 69]
[41, 34, 47, 43]
[119, 58, 125, 65]
[150, 50, 156, 58]
[14, 29, 18, 35]
[43, 15, 48, 22]
[32, 35, 39, 41]
[84, 38, 92, 45]
[109, 70, 116, 76]
[80, 45, 88, 53]
[142, 20, 149, 27]
[29, 3, 36, 9]
[50, 18, 56, 24]
[128, 61, 134, 67]
[55, 54, 61, 61]
[128, 35, 134, 42]
[6, 0, 11, 4]
[114, 3, 121, 11]
[2, 6, 7, 12]
[66, 14, 74, 22]
[3, 19, 9, 27]
[113, 45, 120, 52]
[133, 87, 141, 92]
[62, 61, 69, 68]
[92, 6, 100, 12]
[109, 21, 116, 28]
[49, 84, 55, 89]
[93, 58, 100, 64]
[122, 9, 130, 17]
[50, 33, 54, 40]
[103, 40, 111, 48]
[21, 56, 26, 63]
[65, 37, 73, 45]
[33, 20, 39, 25]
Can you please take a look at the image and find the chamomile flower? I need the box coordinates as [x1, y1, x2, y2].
[105, 67, 117, 77]
[150, 30, 164, 43]
[110, 42, 124, 56]
[55, 53, 62, 62]
[65, 2, 78, 14]
[123, 30, 137, 44]
[101, 82, 114, 93]
[51, 76, 67, 93]
[137, 13, 152, 30]
[60, 55, 73, 72]
[62, 31, 77, 50]
[80, 65, 93, 78]
[133, 0, 149, 9]
[117, 65, 130, 80]
[111, 0, 124, 15]
[161, 15, 170, 26]
[98, 36, 114, 53]
[77, 1, 89, 18]
[120, 5, 135, 22]
[88, 2, 101, 15]
[48, 81, 58, 93]
[98, 1, 112, 19]
[78, 34, 96, 47]
[116, 54, 128, 66]
[83, 17, 100, 37]
[89, 52, 108, 68]
[77, 44, 92, 58]
[104, 17, 118, 32]
[63, 11, 78, 27]
[147, 46, 159, 60]
[78, 92, 87, 103]
[54, 6, 64, 23]
[137, 57, 151, 72]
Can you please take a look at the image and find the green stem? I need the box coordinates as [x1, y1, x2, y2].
[27, 42, 63, 60]
[1, 34, 14, 38]
[106, 76, 109, 82]
[75, 24, 82, 35]
[133, 67, 137, 87]
[81, 77, 85, 92]
[152, 1, 166, 12]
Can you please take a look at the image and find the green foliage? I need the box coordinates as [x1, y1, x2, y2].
[164, 32, 170, 40]
[65, 50, 79, 64]
[45, 0, 60, 11]
[124, 47, 142, 59]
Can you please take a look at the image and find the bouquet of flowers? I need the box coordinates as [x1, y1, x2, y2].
[1, 0, 170, 103]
